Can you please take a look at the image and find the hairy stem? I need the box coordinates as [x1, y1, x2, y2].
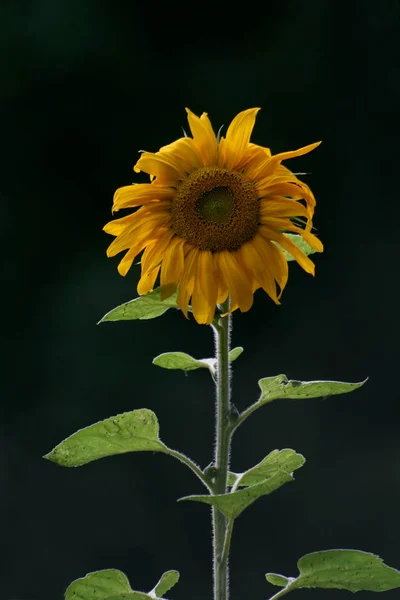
[212, 299, 232, 600]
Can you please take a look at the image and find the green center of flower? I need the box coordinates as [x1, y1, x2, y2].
[171, 167, 260, 252]
[196, 187, 235, 224]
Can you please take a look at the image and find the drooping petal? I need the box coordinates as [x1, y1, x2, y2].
[160, 236, 185, 297]
[117, 247, 139, 277]
[185, 108, 218, 165]
[260, 225, 316, 275]
[216, 251, 254, 313]
[137, 264, 161, 295]
[252, 234, 289, 298]
[191, 250, 217, 324]
[237, 239, 279, 303]
[214, 252, 229, 305]
[219, 108, 260, 170]
[177, 248, 200, 318]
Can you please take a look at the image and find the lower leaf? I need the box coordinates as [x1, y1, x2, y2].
[266, 550, 400, 595]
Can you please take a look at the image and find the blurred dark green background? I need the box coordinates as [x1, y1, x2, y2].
[1, 1, 399, 599]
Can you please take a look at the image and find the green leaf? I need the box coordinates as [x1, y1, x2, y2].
[228, 449, 305, 488]
[229, 346, 244, 362]
[65, 569, 180, 600]
[153, 351, 214, 372]
[151, 570, 180, 597]
[44, 409, 168, 467]
[266, 550, 400, 594]
[98, 287, 178, 323]
[179, 449, 303, 519]
[257, 374, 366, 407]
[274, 233, 317, 261]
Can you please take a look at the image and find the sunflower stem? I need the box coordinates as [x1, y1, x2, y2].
[212, 299, 232, 600]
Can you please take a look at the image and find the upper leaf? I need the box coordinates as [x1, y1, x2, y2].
[257, 374, 366, 406]
[98, 288, 178, 323]
[275, 233, 317, 261]
[266, 550, 400, 594]
[228, 449, 305, 488]
[44, 409, 167, 467]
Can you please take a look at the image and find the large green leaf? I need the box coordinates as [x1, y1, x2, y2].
[98, 287, 178, 322]
[65, 568, 179, 600]
[228, 449, 305, 488]
[274, 233, 318, 261]
[265, 550, 400, 594]
[257, 374, 366, 406]
[44, 409, 167, 467]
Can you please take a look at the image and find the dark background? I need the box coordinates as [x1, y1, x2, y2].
[1, 1, 399, 599]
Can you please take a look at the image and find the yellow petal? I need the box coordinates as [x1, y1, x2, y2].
[237, 240, 279, 303]
[105, 201, 171, 236]
[252, 234, 288, 298]
[260, 226, 316, 275]
[272, 141, 321, 164]
[177, 248, 199, 318]
[137, 265, 161, 295]
[259, 197, 310, 219]
[257, 181, 315, 206]
[216, 251, 254, 313]
[112, 184, 174, 213]
[255, 142, 321, 182]
[185, 108, 218, 166]
[134, 151, 185, 182]
[215, 255, 229, 305]
[159, 137, 203, 172]
[106, 212, 170, 257]
[103, 212, 137, 236]
[160, 237, 185, 290]
[191, 250, 217, 325]
[140, 229, 175, 273]
[302, 230, 324, 252]
[238, 142, 271, 174]
[117, 247, 138, 277]
[219, 108, 260, 170]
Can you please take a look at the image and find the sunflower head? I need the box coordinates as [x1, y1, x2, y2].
[104, 108, 323, 325]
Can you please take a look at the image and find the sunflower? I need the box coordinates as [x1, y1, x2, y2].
[104, 108, 323, 325]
